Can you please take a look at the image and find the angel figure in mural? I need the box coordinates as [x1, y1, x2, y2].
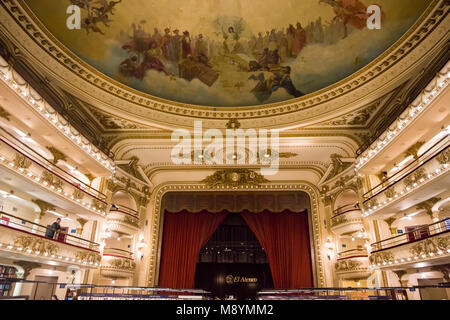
[319, 0, 371, 38]
[69, 0, 122, 35]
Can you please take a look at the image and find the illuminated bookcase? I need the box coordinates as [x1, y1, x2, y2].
[0, 265, 17, 296]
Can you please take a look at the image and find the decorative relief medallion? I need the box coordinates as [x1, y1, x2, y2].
[202, 169, 269, 188]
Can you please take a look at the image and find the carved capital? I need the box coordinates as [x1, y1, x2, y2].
[0, 105, 11, 121]
[13, 261, 41, 279]
[32, 199, 55, 217]
[46, 146, 67, 164]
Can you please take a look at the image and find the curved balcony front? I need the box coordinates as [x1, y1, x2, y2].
[369, 218, 450, 270]
[335, 249, 371, 280]
[106, 208, 140, 236]
[330, 204, 364, 236]
[362, 136, 450, 218]
[100, 248, 136, 279]
[0, 211, 101, 268]
[0, 129, 108, 217]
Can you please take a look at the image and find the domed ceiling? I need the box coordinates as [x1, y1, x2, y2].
[24, 0, 431, 108]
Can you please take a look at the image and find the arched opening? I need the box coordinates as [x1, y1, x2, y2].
[333, 189, 360, 213]
[157, 191, 315, 294]
[195, 212, 273, 299]
[111, 191, 137, 212]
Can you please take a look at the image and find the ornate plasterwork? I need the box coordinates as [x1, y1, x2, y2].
[13, 260, 41, 278]
[145, 182, 325, 288]
[100, 258, 136, 279]
[46, 146, 67, 164]
[32, 199, 55, 215]
[335, 259, 362, 272]
[0, 0, 447, 129]
[202, 169, 269, 188]
[318, 101, 380, 127]
[356, 60, 450, 170]
[0, 104, 11, 120]
[75, 251, 102, 264]
[0, 58, 116, 172]
[85, 105, 151, 130]
[13, 236, 59, 256]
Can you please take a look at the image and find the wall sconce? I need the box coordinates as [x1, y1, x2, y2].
[136, 236, 147, 261]
[325, 238, 334, 260]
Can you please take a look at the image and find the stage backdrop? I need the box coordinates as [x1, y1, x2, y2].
[158, 207, 313, 289]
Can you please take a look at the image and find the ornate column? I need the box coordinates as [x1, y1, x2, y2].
[31, 199, 55, 233]
[392, 270, 408, 287]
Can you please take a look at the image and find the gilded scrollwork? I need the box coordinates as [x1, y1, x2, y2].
[40, 171, 63, 189]
[13, 236, 59, 256]
[335, 259, 362, 272]
[202, 169, 269, 188]
[123, 216, 139, 228]
[331, 215, 348, 228]
[0, 105, 11, 121]
[109, 258, 136, 271]
[436, 148, 450, 165]
[403, 168, 426, 189]
[13, 154, 32, 169]
[369, 251, 394, 265]
[76, 251, 101, 264]
[72, 188, 85, 200]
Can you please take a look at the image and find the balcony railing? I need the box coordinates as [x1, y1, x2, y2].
[103, 247, 134, 260]
[337, 248, 368, 260]
[0, 211, 99, 251]
[332, 203, 360, 219]
[371, 218, 450, 252]
[0, 128, 106, 202]
[110, 204, 138, 218]
[363, 134, 449, 202]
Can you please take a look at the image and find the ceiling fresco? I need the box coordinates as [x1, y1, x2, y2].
[24, 0, 432, 107]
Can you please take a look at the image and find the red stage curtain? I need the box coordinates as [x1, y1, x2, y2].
[241, 209, 313, 289]
[159, 210, 228, 289]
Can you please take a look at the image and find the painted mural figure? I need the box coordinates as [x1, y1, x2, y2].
[181, 31, 192, 59]
[292, 23, 307, 57]
[222, 26, 241, 54]
[49, 0, 429, 107]
[319, 0, 371, 38]
[167, 30, 182, 62]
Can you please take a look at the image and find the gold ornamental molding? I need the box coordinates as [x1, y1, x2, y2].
[201, 169, 269, 188]
[145, 181, 326, 288]
[0, 0, 447, 129]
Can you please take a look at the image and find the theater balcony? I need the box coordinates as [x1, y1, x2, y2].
[100, 248, 136, 279]
[0, 57, 115, 177]
[361, 132, 450, 218]
[355, 62, 449, 175]
[0, 211, 101, 268]
[369, 218, 450, 271]
[0, 128, 108, 218]
[106, 206, 140, 236]
[335, 249, 371, 280]
[330, 204, 364, 236]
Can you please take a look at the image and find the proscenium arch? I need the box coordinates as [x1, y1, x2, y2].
[145, 182, 325, 288]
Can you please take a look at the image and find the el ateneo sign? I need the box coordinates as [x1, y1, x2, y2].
[225, 275, 258, 285]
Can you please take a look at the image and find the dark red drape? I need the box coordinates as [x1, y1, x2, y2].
[158, 210, 228, 289]
[241, 209, 313, 289]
